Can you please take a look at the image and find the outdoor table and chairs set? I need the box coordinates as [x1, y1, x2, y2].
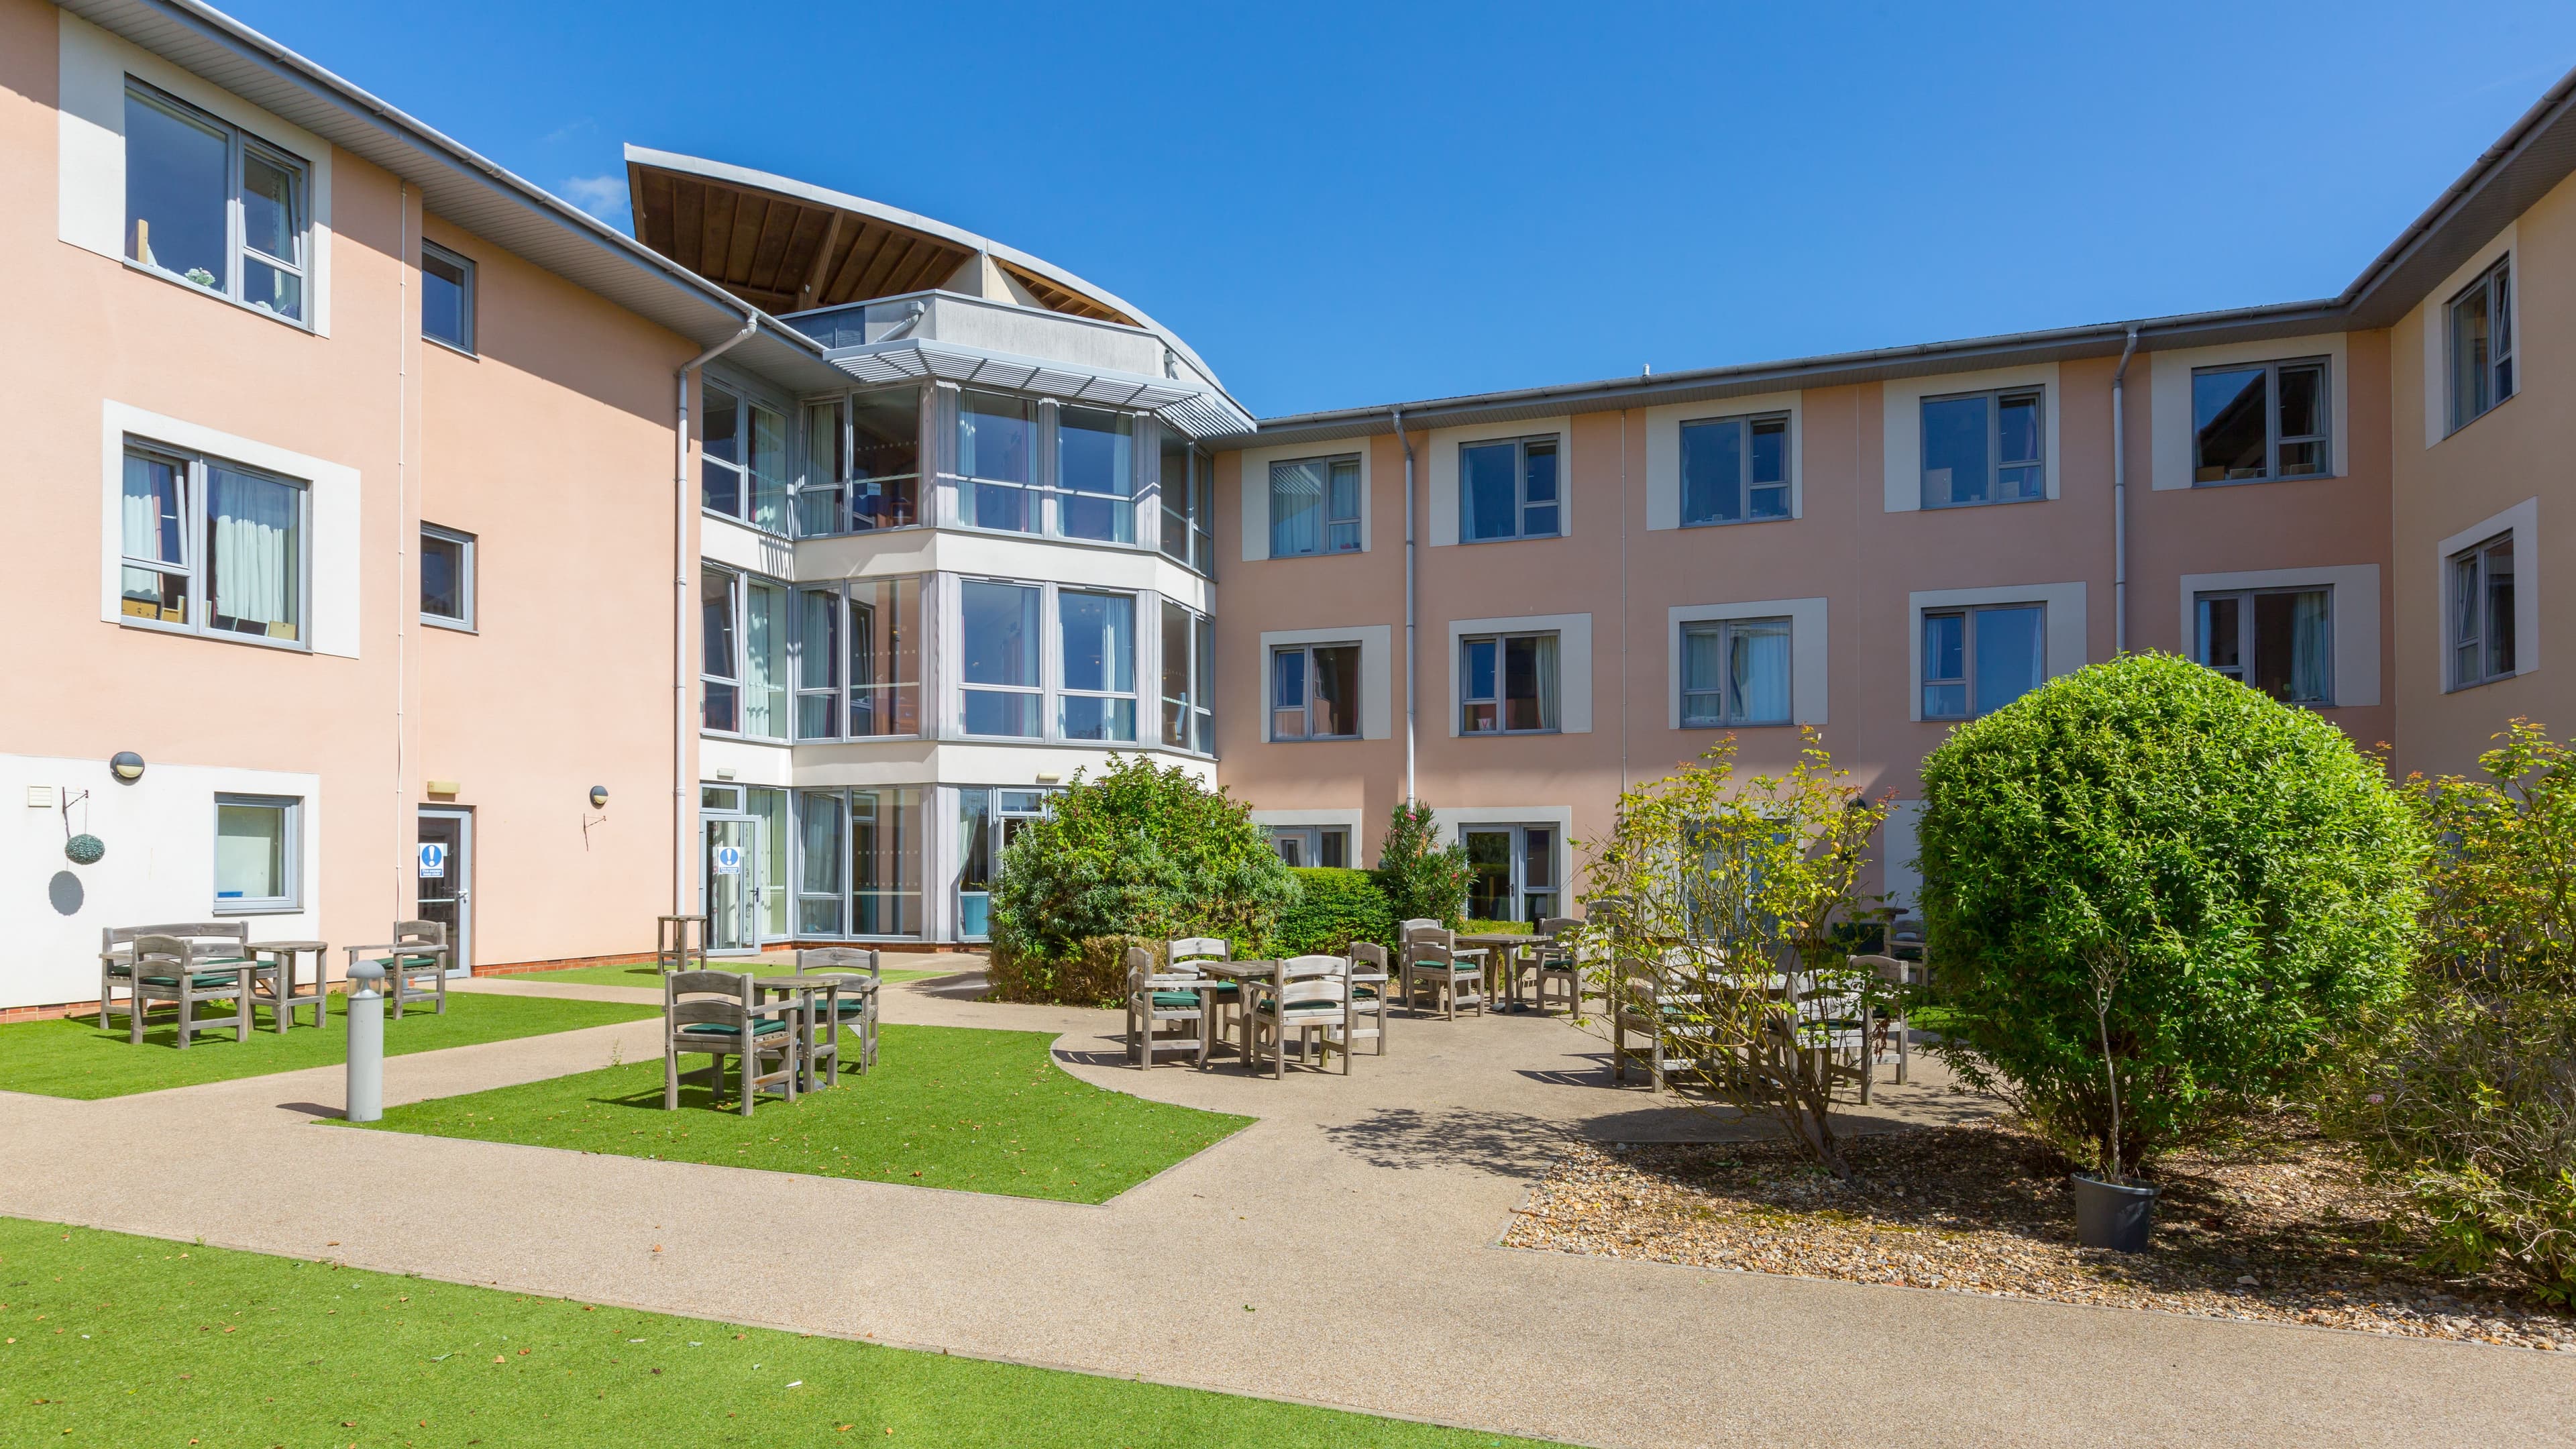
[659, 943, 884, 1116]
[95, 919, 455, 1048]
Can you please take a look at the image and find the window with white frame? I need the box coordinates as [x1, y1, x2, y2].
[213, 792, 300, 912]
[1271, 643, 1360, 741]
[1269, 826, 1350, 869]
[959, 390, 1039, 533]
[1159, 432, 1216, 574]
[794, 786, 924, 938]
[796, 576, 921, 739]
[960, 580, 1043, 737]
[1679, 618, 1791, 727]
[1058, 407, 1136, 544]
[2193, 359, 2328, 484]
[701, 570, 787, 738]
[1680, 413, 1790, 525]
[799, 386, 921, 537]
[1465, 824, 1558, 922]
[420, 523, 474, 630]
[1921, 604, 2044, 718]
[1460, 437, 1560, 541]
[1161, 600, 1216, 753]
[1059, 590, 1138, 741]
[124, 80, 308, 323]
[702, 382, 788, 533]
[1270, 455, 1361, 557]
[2450, 533, 2518, 689]
[1921, 388, 2044, 507]
[1461, 632, 1560, 733]
[2449, 258, 2516, 433]
[119, 440, 308, 647]
[421, 241, 474, 353]
[2196, 588, 2330, 704]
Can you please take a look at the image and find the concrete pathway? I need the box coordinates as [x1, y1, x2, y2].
[0, 967, 2565, 1448]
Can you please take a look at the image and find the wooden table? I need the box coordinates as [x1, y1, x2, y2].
[1182, 961, 1275, 1063]
[753, 976, 846, 1092]
[248, 940, 330, 1031]
[1453, 933, 1534, 1010]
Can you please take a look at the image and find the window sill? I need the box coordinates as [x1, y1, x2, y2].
[117, 616, 313, 655]
[1269, 735, 1364, 745]
[1919, 493, 2048, 511]
[2440, 392, 2520, 442]
[424, 334, 478, 361]
[701, 508, 793, 542]
[1680, 515, 1795, 529]
[2446, 672, 2522, 694]
[698, 729, 793, 746]
[1677, 719, 1794, 730]
[1457, 533, 1564, 546]
[122, 257, 316, 335]
[793, 521, 928, 541]
[2188, 472, 2341, 489]
[422, 614, 475, 633]
[1460, 729, 1562, 738]
[213, 902, 303, 916]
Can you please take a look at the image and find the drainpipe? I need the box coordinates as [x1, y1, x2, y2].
[674, 315, 761, 914]
[1393, 406, 1417, 806]
[2111, 323, 2139, 655]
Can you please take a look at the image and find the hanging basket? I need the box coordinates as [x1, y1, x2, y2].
[65, 833, 105, 865]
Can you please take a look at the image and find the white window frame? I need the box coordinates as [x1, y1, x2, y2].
[2193, 586, 2334, 704]
[1161, 598, 1217, 755]
[1458, 435, 1563, 543]
[700, 568, 790, 741]
[419, 523, 474, 632]
[1906, 584, 2085, 721]
[2178, 566, 2380, 707]
[798, 385, 926, 539]
[1269, 641, 1364, 742]
[1678, 616, 1794, 727]
[1919, 386, 2047, 508]
[2188, 357, 2331, 486]
[2447, 256, 2517, 435]
[957, 577, 1048, 740]
[1918, 604, 2046, 720]
[794, 576, 924, 741]
[1057, 587, 1142, 743]
[1460, 822, 1562, 924]
[1157, 430, 1217, 575]
[700, 378, 791, 537]
[1266, 824, 1352, 869]
[1055, 406, 1140, 546]
[212, 792, 302, 914]
[1459, 631, 1562, 735]
[1267, 453, 1364, 557]
[117, 437, 312, 653]
[2435, 499, 2540, 693]
[1666, 598, 1828, 729]
[1678, 412, 1792, 527]
[122, 78, 311, 326]
[2449, 533, 2519, 691]
[419, 239, 475, 354]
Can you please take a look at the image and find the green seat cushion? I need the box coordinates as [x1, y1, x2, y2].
[1201, 980, 1239, 996]
[138, 971, 251, 989]
[1254, 998, 1344, 1014]
[676, 1019, 791, 1039]
[1148, 991, 1203, 1010]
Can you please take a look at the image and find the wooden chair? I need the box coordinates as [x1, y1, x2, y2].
[1401, 924, 1484, 1019]
[663, 969, 799, 1115]
[1530, 916, 1584, 1013]
[1167, 936, 1237, 1042]
[117, 933, 256, 1048]
[1848, 953, 1923, 1095]
[1611, 957, 1676, 1089]
[1345, 942, 1391, 1056]
[1128, 945, 1211, 1070]
[796, 946, 881, 1083]
[657, 914, 710, 975]
[99, 922, 272, 1042]
[1247, 955, 1349, 1077]
[343, 922, 449, 1018]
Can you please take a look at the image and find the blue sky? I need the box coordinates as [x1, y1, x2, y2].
[223, 1, 2576, 417]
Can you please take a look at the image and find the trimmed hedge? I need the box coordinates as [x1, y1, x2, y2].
[1275, 868, 1395, 955]
[986, 934, 1151, 1008]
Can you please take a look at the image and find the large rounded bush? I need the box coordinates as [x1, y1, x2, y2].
[1275, 867, 1396, 955]
[1917, 652, 2424, 1171]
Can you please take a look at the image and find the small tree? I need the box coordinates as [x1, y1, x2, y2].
[1580, 731, 1888, 1176]
[1918, 653, 2424, 1174]
[1373, 801, 1472, 928]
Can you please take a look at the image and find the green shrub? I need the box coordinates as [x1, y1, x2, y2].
[1917, 652, 2424, 1173]
[1275, 868, 1395, 955]
[987, 934, 1150, 1008]
[987, 757, 1296, 1004]
[1460, 919, 1529, 936]
[1372, 801, 1471, 927]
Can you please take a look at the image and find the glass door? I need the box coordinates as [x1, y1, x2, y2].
[703, 815, 761, 953]
[955, 788, 1053, 941]
[1462, 825, 1558, 923]
[416, 808, 472, 975]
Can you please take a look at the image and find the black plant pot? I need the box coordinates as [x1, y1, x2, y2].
[2070, 1173, 2159, 1252]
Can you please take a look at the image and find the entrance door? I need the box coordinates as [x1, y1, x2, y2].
[703, 815, 763, 953]
[416, 808, 472, 975]
[1463, 825, 1559, 924]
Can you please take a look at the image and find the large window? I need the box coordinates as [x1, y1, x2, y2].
[1269, 826, 1350, 869]
[1059, 590, 1137, 741]
[1461, 437, 1560, 541]
[1270, 455, 1361, 557]
[124, 81, 309, 323]
[1680, 414, 1789, 525]
[796, 577, 922, 739]
[1680, 618, 1790, 727]
[960, 580, 1042, 737]
[799, 387, 921, 537]
[2451, 533, 2517, 689]
[1058, 408, 1136, 543]
[1461, 633, 1559, 734]
[2196, 588, 2330, 704]
[119, 441, 307, 647]
[1159, 433, 1216, 574]
[957, 788, 1052, 940]
[2193, 360, 2327, 484]
[702, 382, 787, 533]
[1161, 600, 1216, 754]
[1465, 825, 1557, 922]
[420, 523, 474, 630]
[421, 241, 474, 353]
[1921, 388, 2044, 507]
[794, 787, 922, 938]
[1271, 643, 1360, 741]
[701, 571, 787, 738]
[959, 390, 1038, 533]
[2449, 258, 2516, 433]
[213, 793, 300, 913]
[1921, 604, 2044, 719]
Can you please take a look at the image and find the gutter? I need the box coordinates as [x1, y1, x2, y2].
[673, 314, 762, 915]
[2111, 323, 2139, 655]
[1393, 406, 1417, 806]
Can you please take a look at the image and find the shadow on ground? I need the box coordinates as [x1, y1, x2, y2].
[1320, 1108, 1570, 1177]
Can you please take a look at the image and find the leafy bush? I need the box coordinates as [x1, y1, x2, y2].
[1461, 919, 1529, 936]
[986, 757, 1296, 1003]
[1372, 802, 1471, 927]
[985, 934, 1152, 1008]
[1917, 653, 2424, 1174]
[2326, 720, 2576, 1303]
[1274, 867, 1395, 955]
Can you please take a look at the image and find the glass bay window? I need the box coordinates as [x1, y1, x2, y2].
[1059, 590, 1137, 741]
[1058, 408, 1135, 543]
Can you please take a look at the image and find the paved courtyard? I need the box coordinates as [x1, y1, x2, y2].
[0, 965, 2565, 1448]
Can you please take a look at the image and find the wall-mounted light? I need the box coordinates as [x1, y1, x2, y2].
[109, 751, 146, 783]
[589, 786, 610, 809]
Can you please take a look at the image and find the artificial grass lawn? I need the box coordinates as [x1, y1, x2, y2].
[517, 961, 959, 989]
[0, 993, 657, 1101]
[349, 1023, 1251, 1203]
[0, 1218, 1559, 1448]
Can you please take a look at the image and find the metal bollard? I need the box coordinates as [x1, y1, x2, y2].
[345, 959, 384, 1123]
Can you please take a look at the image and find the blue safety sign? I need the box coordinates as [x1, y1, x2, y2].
[418, 841, 447, 878]
[713, 844, 744, 876]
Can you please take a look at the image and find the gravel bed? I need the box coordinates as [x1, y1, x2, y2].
[1503, 1117, 2574, 1350]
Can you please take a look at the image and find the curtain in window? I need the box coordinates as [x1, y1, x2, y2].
[750, 406, 788, 533]
[2291, 592, 2330, 702]
[1730, 625, 1790, 722]
[743, 584, 786, 737]
[1682, 627, 1723, 720]
[1270, 461, 1323, 555]
[1533, 634, 1560, 730]
[209, 466, 297, 635]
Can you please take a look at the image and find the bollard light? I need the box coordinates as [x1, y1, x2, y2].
[345, 959, 386, 1124]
